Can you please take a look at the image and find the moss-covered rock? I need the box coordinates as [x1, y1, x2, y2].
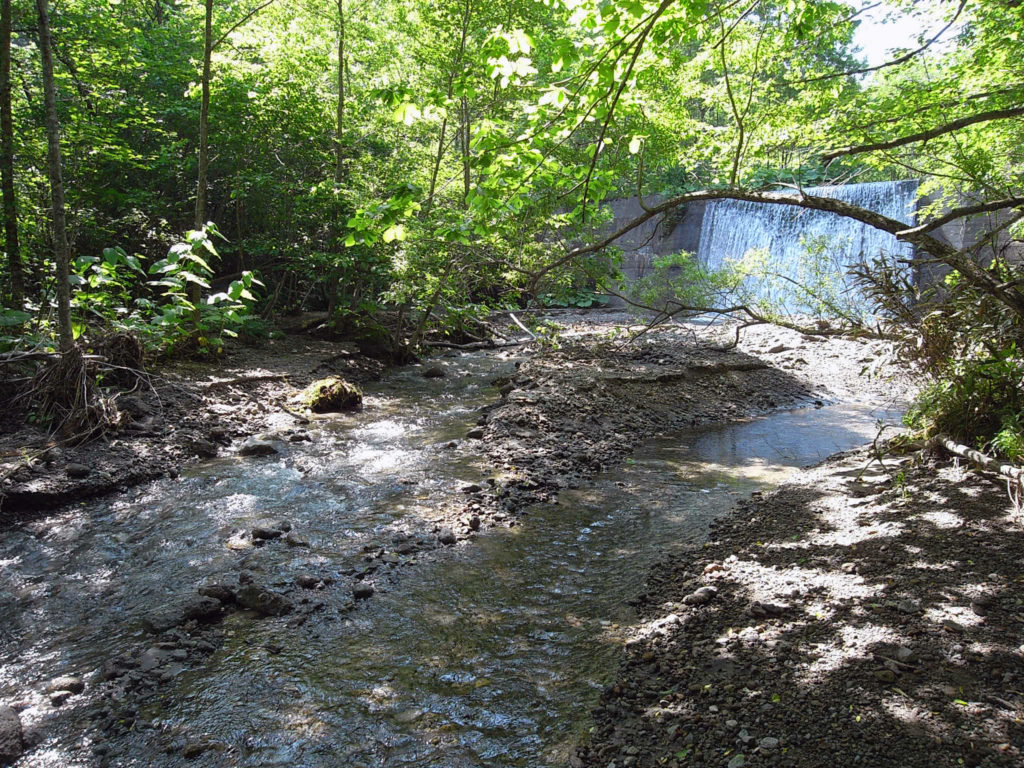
[301, 377, 363, 413]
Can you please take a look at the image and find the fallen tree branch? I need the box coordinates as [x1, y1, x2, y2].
[928, 434, 1024, 484]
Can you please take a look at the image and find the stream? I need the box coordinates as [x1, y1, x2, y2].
[0, 350, 897, 767]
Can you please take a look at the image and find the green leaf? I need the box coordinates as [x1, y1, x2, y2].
[0, 309, 30, 326]
[179, 271, 211, 289]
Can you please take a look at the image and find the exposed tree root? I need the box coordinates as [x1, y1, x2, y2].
[28, 346, 119, 444]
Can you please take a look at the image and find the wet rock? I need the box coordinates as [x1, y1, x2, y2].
[296, 575, 322, 589]
[66, 462, 91, 478]
[49, 690, 73, 706]
[466, 427, 485, 439]
[182, 739, 214, 759]
[461, 483, 483, 494]
[185, 439, 218, 459]
[226, 533, 253, 550]
[237, 440, 278, 457]
[283, 532, 310, 548]
[184, 596, 224, 621]
[236, 584, 292, 616]
[423, 365, 446, 379]
[143, 595, 222, 633]
[468, 515, 481, 531]
[251, 525, 283, 541]
[352, 583, 374, 600]
[0, 706, 22, 765]
[198, 584, 236, 604]
[438, 528, 457, 546]
[139, 647, 172, 672]
[683, 586, 719, 606]
[45, 675, 84, 695]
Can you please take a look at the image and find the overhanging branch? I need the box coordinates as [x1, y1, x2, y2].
[823, 106, 1024, 162]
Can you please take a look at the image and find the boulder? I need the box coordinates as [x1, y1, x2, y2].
[198, 584, 237, 604]
[143, 595, 223, 633]
[300, 377, 362, 413]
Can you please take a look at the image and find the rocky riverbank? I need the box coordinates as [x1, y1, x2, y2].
[0, 338, 384, 517]
[573, 446, 1024, 768]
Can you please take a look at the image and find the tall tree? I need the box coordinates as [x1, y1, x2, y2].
[35, 0, 72, 350]
[0, 0, 21, 309]
[195, 0, 212, 229]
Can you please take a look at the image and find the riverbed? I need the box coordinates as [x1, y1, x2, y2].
[0, 340, 900, 767]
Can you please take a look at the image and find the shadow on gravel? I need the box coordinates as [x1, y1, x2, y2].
[579, 453, 1024, 768]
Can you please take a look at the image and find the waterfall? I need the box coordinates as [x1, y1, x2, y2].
[696, 180, 919, 314]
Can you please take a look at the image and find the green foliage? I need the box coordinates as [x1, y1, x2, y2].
[904, 350, 1024, 461]
[147, 224, 263, 355]
[630, 251, 741, 314]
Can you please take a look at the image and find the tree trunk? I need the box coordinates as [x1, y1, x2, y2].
[189, 0, 213, 322]
[460, 95, 470, 206]
[35, 0, 72, 351]
[195, 0, 212, 229]
[1, 0, 22, 309]
[326, 0, 345, 322]
[334, 0, 344, 186]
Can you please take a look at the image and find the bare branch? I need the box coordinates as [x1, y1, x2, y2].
[901, 196, 1024, 235]
[823, 106, 1024, 162]
[791, 0, 967, 86]
[212, 0, 277, 51]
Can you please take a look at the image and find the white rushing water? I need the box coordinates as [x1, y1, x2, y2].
[696, 180, 919, 314]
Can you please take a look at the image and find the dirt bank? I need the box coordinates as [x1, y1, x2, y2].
[574, 445, 1024, 768]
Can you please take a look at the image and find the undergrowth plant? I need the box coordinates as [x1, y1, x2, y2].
[147, 225, 264, 356]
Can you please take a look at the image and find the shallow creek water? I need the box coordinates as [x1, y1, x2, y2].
[1, 351, 897, 767]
